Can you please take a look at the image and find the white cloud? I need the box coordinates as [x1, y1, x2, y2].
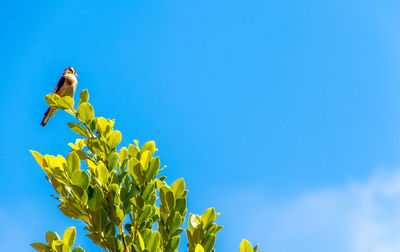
[215, 171, 400, 252]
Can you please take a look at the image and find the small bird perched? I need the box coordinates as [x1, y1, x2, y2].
[41, 67, 78, 127]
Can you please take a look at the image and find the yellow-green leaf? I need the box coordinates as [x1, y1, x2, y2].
[67, 123, 90, 138]
[61, 96, 74, 110]
[51, 240, 69, 252]
[71, 170, 90, 190]
[171, 178, 185, 198]
[77, 102, 94, 124]
[45, 94, 61, 107]
[195, 244, 205, 252]
[45, 231, 59, 246]
[72, 246, 85, 252]
[107, 130, 122, 150]
[31, 243, 51, 251]
[79, 89, 89, 104]
[147, 231, 160, 252]
[119, 147, 128, 161]
[97, 164, 109, 186]
[140, 141, 158, 156]
[137, 231, 145, 250]
[201, 208, 216, 229]
[30, 150, 48, 171]
[239, 239, 253, 252]
[140, 151, 152, 170]
[62, 227, 76, 248]
[66, 152, 80, 177]
[95, 117, 114, 138]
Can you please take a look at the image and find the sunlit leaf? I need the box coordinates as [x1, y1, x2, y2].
[71, 170, 90, 190]
[77, 102, 94, 124]
[107, 130, 122, 150]
[66, 152, 80, 177]
[195, 244, 205, 252]
[67, 123, 90, 138]
[239, 239, 253, 252]
[62, 227, 76, 248]
[79, 89, 89, 104]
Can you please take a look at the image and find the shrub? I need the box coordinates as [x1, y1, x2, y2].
[31, 90, 262, 252]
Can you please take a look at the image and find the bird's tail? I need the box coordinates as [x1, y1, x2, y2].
[41, 107, 54, 127]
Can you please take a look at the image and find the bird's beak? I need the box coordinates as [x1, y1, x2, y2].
[75, 73, 78, 77]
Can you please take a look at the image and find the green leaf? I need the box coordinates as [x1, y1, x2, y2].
[175, 198, 187, 216]
[253, 244, 259, 252]
[140, 141, 158, 156]
[75, 150, 87, 160]
[171, 178, 185, 198]
[129, 159, 144, 186]
[67, 123, 90, 138]
[31, 243, 51, 252]
[63, 227, 76, 248]
[92, 207, 108, 231]
[108, 237, 123, 252]
[195, 244, 205, 252]
[202, 234, 216, 252]
[58, 202, 83, 220]
[104, 223, 117, 239]
[72, 246, 85, 252]
[170, 212, 183, 234]
[128, 158, 139, 176]
[79, 89, 89, 104]
[167, 236, 180, 251]
[239, 239, 253, 252]
[62, 96, 74, 110]
[147, 231, 160, 252]
[201, 208, 216, 229]
[145, 157, 160, 180]
[46, 231, 59, 246]
[108, 205, 124, 226]
[166, 191, 175, 212]
[138, 204, 152, 222]
[107, 130, 122, 150]
[71, 170, 90, 190]
[87, 185, 103, 211]
[66, 152, 80, 177]
[142, 181, 155, 201]
[106, 152, 119, 171]
[107, 184, 121, 205]
[77, 102, 94, 124]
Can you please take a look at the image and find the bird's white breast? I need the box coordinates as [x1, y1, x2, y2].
[63, 74, 78, 97]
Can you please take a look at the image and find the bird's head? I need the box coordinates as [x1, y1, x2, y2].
[64, 67, 78, 77]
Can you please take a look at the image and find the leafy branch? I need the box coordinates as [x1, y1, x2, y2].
[30, 89, 263, 252]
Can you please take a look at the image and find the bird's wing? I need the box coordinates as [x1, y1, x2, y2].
[54, 76, 66, 94]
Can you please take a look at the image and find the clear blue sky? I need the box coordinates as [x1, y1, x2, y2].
[2, 1, 400, 251]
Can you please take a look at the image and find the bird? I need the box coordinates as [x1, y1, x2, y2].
[41, 67, 78, 127]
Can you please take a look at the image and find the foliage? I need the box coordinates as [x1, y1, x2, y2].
[31, 90, 263, 252]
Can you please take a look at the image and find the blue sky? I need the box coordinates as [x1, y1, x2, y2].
[2, 1, 400, 251]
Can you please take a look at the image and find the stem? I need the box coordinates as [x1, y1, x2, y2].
[119, 225, 129, 252]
